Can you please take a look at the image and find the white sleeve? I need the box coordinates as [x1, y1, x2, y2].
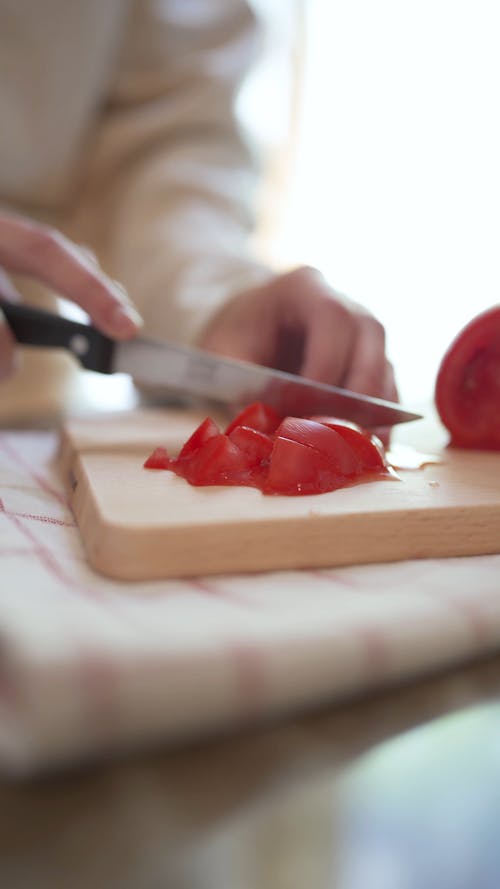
[77, 0, 275, 345]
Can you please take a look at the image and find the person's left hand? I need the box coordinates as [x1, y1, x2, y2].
[198, 266, 398, 405]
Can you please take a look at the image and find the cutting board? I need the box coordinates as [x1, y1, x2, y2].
[59, 408, 500, 580]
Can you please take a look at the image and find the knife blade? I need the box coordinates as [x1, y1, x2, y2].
[0, 297, 421, 427]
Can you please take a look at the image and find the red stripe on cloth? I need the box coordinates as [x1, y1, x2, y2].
[75, 650, 120, 738]
[0, 434, 67, 506]
[0, 497, 101, 600]
[231, 642, 268, 717]
[0, 547, 33, 557]
[8, 511, 75, 528]
[190, 578, 259, 608]
[308, 569, 360, 587]
[357, 626, 391, 675]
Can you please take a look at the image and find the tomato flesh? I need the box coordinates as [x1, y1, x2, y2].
[145, 402, 392, 495]
[435, 305, 500, 448]
[228, 425, 273, 466]
[310, 416, 388, 470]
[275, 417, 362, 477]
[225, 402, 282, 436]
[144, 447, 170, 470]
[264, 436, 352, 495]
[172, 434, 255, 486]
[178, 417, 220, 459]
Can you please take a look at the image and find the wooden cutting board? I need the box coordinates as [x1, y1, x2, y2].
[59, 408, 500, 580]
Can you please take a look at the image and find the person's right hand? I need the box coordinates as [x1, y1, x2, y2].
[0, 211, 143, 379]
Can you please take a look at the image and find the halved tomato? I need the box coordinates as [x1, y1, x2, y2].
[144, 446, 170, 470]
[435, 305, 500, 448]
[225, 402, 282, 436]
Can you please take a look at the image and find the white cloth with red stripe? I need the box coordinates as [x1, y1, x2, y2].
[1, 428, 500, 774]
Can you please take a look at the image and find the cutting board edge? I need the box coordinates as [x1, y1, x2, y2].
[62, 449, 500, 579]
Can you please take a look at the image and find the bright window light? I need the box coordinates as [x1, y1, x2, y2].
[270, 0, 500, 404]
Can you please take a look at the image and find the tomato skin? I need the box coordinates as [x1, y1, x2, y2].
[144, 447, 170, 470]
[225, 402, 282, 436]
[310, 416, 388, 470]
[228, 425, 273, 466]
[435, 305, 500, 449]
[275, 417, 362, 477]
[178, 417, 220, 459]
[145, 401, 392, 495]
[264, 436, 350, 496]
[172, 434, 254, 486]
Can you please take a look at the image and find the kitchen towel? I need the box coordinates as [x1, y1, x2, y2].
[1, 428, 500, 774]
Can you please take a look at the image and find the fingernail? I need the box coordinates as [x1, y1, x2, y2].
[111, 302, 144, 335]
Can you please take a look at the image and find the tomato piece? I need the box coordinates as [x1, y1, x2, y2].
[435, 305, 500, 449]
[225, 402, 283, 436]
[172, 434, 253, 486]
[178, 417, 220, 459]
[228, 425, 273, 466]
[275, 417, 362, 476]
[310, 416, 388, 471]
[144, 447, 170, 470]
[264, 436, 350, 495]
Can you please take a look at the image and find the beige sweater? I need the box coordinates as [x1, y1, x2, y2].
[0, 0, 277, 343]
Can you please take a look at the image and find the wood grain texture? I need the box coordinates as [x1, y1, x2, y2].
[59, 409, 500, 580]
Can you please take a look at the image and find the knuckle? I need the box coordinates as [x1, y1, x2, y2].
[361, 313, 386, 345]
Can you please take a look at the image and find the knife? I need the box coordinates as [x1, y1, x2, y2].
[0, 298, 421, 427]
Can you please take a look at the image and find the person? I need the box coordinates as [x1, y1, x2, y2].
[0, 0, 396, 404]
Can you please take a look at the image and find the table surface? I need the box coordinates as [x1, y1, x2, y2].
[2, 351, 500, 889]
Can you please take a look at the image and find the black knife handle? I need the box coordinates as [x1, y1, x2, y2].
[0, 297, 115, 373]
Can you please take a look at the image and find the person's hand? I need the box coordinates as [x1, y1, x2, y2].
[199, 266, 398, 403]
[0, 211, 143, 379]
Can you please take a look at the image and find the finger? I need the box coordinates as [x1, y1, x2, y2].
[0, 309, 17, 379]
[0, 214, 142, 339]
[342, 313, 388, 398]
[300, 297, 356, 384]
[0, 266, 21, 302]
[372, 361, 400, 447]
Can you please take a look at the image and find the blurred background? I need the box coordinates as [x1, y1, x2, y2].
[245, 0, 500, 405]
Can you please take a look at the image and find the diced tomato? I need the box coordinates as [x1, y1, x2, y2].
[310, 416, 388, 471]
[264, 436, 351, 495]
[435, 305, 500, 449]
[145, 403, 393, 495]
[225, 402, 283, 436]
[143, 446, 170, 470]
[275, 417, 362, 477]
[178, 417, 220, 459]
[171, 434, 253, 486]
[228, 425, 273, 466]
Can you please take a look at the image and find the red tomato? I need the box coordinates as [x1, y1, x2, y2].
[228, 425, 273, 466]
[275, 417, 362, 476]
[144, 447, 170, 470]
[178, 417, 220, 459]
[146, 403, 392, 495]
[264, 436, 351, 495]
[310, 416, 388, 470]
[225, 402, 282, 436]
[172, 434, 253, 486]
[435, 306, 500, 448]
